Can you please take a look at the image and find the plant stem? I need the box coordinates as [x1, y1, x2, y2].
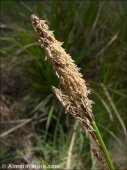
[91, 121, 115, 170]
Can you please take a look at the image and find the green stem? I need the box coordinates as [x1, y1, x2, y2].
[91, 121, 115, 170]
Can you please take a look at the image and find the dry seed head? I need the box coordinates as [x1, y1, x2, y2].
[92, 148, 109, 170]
[31, 14, 94, 121]
[31, 15, 110, 169]
[52, 86, 99, 146]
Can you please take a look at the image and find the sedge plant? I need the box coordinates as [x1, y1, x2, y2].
[31, 14, 115, 170]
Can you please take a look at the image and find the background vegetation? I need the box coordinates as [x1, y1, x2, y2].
[0, 1, 126, 170]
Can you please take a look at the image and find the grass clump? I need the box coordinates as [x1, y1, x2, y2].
[0, 1, 126, 169]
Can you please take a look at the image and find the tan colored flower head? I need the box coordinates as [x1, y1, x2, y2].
[31, 14, 110, 170]
[31, 14, 94, 122]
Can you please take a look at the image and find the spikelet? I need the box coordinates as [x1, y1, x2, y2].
[31, 14, 109, 170]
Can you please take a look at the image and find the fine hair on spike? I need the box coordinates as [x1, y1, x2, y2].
[31, 14, 115, 170]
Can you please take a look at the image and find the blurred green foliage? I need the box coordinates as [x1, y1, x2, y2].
[0, 0, 126, 169]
